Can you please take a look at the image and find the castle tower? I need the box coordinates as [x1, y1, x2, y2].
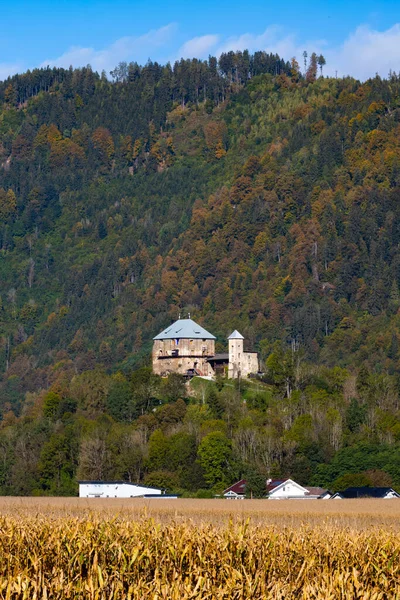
[228, 330, 244, 379]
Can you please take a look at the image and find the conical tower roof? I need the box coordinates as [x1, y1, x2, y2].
[228, 330, 244, 339]
[153, 318, 216, 340]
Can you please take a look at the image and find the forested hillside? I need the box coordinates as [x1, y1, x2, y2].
[0, 52, 400, 495]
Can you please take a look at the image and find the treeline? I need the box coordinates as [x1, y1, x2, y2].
[0, 51, 291, 112]
[0, 359, 399, 497]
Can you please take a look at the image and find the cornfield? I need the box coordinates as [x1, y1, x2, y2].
[0, 504, 399, 599]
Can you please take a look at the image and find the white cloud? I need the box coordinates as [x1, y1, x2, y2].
[325, 24, 400, 80]
[4, 21, 400, 83]
[178, 35, 219, 60]
[213, 26, 330, 75]
[174, 26, 320, 68]
[0, 62, 24, 81]
[216, 25, 298, 57]
[40, 24, 177, 74]
[177, 26, 327, 74]
[214, 23, 400, 81]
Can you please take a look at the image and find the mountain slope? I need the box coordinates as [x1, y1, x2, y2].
[0, 59, 400, 495]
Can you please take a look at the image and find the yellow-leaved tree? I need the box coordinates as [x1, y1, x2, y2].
[0, 188, 17, 220]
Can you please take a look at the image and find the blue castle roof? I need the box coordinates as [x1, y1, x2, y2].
[153, 318, 216, 340]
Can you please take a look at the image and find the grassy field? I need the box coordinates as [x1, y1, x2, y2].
[0, 498, 399, 598]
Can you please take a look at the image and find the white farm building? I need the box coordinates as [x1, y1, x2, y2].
[266, 479, 331, 499]
[78, 481, 162, 498]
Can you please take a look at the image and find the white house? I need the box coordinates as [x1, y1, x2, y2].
[222, 478, 331, 500]
[78, 481, 162, 498]
[267, 479, 331, 500]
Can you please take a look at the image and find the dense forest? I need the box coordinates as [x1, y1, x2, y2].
[0, 50, 399, 496]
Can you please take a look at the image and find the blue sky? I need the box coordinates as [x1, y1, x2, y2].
[1, 0, 400, 80]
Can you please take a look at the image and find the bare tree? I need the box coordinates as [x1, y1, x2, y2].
[7, 288, 16, 319]
[28, 258, 35, 288]
[77, 436, 112, 481]
[45, 244, 51, 271]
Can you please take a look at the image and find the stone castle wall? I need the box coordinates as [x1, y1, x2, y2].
[152, 338, 215, 377]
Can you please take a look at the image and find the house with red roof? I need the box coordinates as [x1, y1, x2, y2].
[222, 479, 247, 499]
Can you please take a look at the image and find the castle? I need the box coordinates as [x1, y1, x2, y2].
[152, 318, 258, 379]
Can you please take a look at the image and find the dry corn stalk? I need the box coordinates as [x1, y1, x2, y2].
[0, 515, 398, 599]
